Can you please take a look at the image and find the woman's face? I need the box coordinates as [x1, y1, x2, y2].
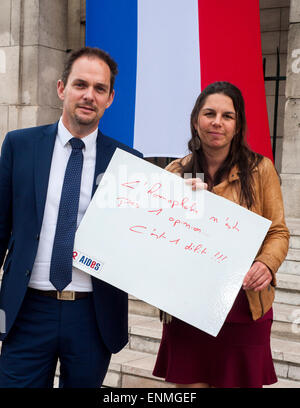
[194, 93, 237, 154]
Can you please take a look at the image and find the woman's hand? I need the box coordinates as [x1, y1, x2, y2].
[242, 261, 273, 292]
[185, 178, 207, 191]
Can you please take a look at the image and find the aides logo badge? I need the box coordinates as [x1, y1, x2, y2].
[72, 250, 103, 274]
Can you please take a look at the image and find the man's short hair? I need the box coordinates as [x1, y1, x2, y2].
[61, 47, 118, 93]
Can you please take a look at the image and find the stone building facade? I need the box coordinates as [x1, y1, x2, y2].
[0, 0, 299, 387]
[0, 0, 85, 145]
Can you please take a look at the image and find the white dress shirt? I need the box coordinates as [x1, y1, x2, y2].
[29, 118, 97, 291]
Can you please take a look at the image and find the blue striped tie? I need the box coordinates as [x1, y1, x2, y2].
[49, 137, 85, 292]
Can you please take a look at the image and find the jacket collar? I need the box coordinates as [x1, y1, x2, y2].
[228, 165, 240, 182]
[227, 163, 259, 183]
[213, 163, 259, 194]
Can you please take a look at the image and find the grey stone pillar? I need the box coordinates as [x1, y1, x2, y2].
[0, 0, 68, 144]
[67, 0, 85, 52]
[281, 0, 300, 271]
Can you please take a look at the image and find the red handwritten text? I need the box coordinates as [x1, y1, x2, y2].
[121, 180, 141, 189]
[128, 225, 228, 264]
[116, 197, 139, 208]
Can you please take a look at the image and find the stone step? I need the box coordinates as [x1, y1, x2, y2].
[52, 329, 300, 389]
[278, 260, 300, 276]
[276, 273, 300, 291]
[290, 235, 300, 250]
[126, 313, 300, 381]
[271, 338, 300, 383]
[103, 344, 300, 388]
[268, 273, 300, 306]
[286, 248, 300, 262]
[272, 302, 300, 341]
[275, 290, 300, 306]
[272, 321, 300, 342]
[273, 302, 300, 326]
[267, 274, 300, 340]
[129, 295, 159, 318]
[103, 348, 174, 388]
[286, 218, 300, 237]
[128, 314, 162, 355]
[265, 378, 300, 388]
[272, 337, 300, 365]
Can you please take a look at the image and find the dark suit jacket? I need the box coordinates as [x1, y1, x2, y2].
[0, 122, 143, 353]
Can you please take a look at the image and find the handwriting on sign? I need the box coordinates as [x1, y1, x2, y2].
[119, 178, 237, 265]
[148, 208, 203, 234]
[121, 180, 199, 214]
[121, 180, 141, 189]
[148, 183, 199, 213]
[209, 216, 240, 232]
[116, 197, 139, 208]
[224, 217, 239, 231]
[120, 179, 241, 233]
[213, 252, 228, 263]
[129, 225, 228, 263]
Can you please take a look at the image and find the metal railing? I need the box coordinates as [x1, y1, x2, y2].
[263, 47, 286, 160]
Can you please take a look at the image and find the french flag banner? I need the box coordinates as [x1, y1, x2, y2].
[86, 0, 272, 160]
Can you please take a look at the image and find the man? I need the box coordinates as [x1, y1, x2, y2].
[0, 47, 143, 387]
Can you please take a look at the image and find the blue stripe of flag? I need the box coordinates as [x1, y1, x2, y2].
[86, 0, 138, 147]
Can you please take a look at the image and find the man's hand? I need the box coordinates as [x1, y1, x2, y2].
[243, 261, 272, 292]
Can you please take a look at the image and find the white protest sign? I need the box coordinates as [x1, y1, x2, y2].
[73, 149, 271, 336]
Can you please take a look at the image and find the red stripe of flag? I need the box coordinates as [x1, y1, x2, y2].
[198, 0, 273, 160]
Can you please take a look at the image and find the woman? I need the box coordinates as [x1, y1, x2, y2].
[152, 81, 289, 388]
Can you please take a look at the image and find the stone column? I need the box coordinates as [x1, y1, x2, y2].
[67, 0, 86, 52]
[281, 0, 300, 271]
[0, 0, 68, 145]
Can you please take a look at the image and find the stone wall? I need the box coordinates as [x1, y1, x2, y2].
[260, 0, 290, 172]
[0, 0, 86, 146]
[281, 0, 300, 223]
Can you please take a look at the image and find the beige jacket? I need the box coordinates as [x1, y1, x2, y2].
[165, 155, 289, 320]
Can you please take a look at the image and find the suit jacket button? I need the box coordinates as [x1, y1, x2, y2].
[25, 270, 31, 276]
[36, 234, 40, 240]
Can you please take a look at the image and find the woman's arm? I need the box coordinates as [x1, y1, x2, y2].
[243, 157, 289, 290]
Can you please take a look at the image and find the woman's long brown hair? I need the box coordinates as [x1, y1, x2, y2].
[181, 82, 263, 209]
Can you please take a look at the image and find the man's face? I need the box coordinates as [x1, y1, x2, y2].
[57, 56, 114, 136]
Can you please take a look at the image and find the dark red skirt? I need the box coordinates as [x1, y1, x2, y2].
[152, 289, 277, 388]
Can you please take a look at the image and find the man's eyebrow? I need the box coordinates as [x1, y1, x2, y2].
[73, 78, 109, 90]
[73, 78, 87, 84]
[94, 82, 109, 89]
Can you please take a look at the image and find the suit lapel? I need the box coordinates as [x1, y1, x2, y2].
[92, 130, 116, 196]
[34, 123, 57, 229]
